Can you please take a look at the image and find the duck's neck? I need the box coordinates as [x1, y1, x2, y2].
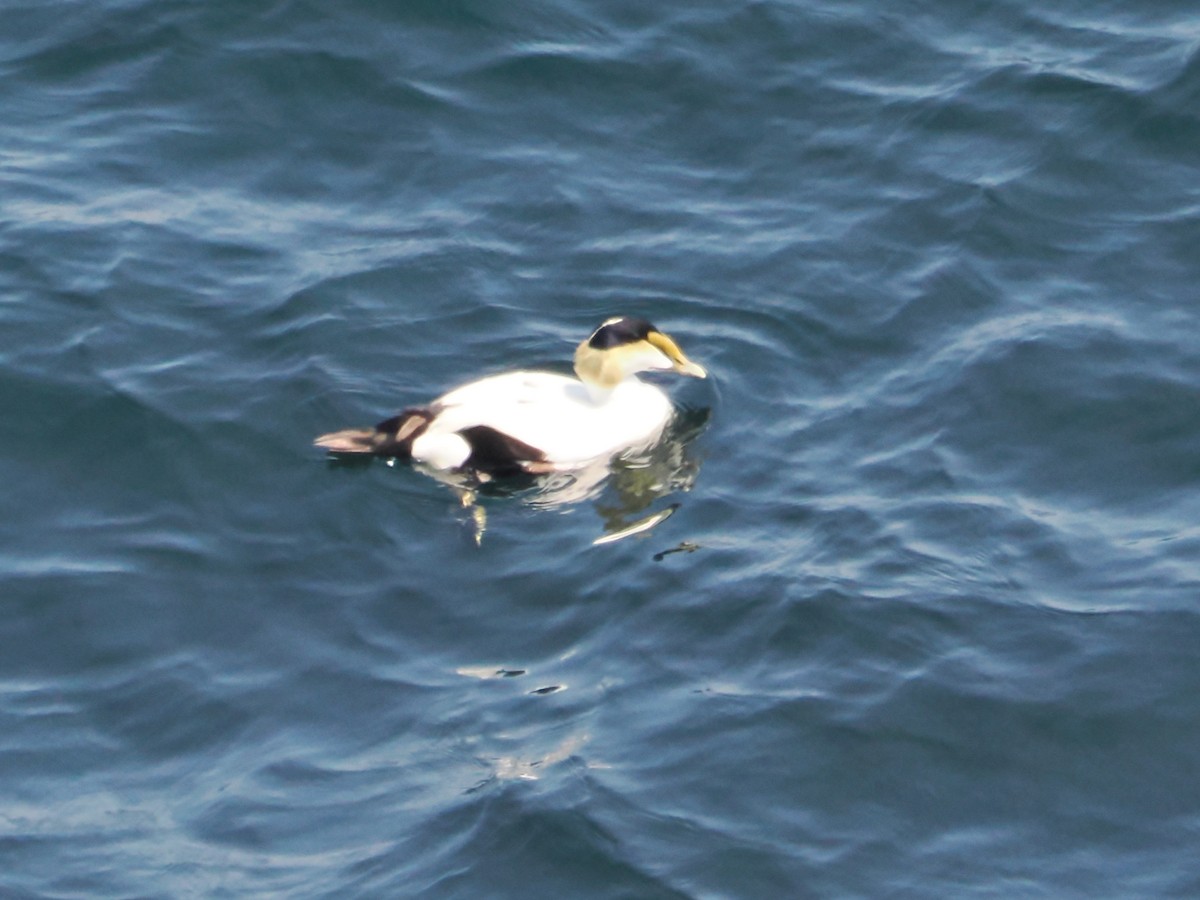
[573, 341, 631, 400]
[574, 346, 627, 403]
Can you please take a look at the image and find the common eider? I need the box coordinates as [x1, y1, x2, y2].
[314, 316, 707, 475]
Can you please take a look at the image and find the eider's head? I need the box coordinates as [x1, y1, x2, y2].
[574, 317, 707, 390]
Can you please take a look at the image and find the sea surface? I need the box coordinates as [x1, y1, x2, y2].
[3, 1, 1200, 896]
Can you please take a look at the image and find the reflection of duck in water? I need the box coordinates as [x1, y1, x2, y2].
[315, 317, 707, 476]
[433, 404, 710, 545]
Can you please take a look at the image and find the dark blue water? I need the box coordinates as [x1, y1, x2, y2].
[4, 1, 1200, 896]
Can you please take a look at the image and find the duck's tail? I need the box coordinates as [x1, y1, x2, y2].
[314, 407, 434, 458]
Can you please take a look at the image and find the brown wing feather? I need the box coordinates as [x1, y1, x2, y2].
[314, 407, 434, 458]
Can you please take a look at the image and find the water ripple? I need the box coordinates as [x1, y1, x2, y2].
[5, 0, 1200, 895]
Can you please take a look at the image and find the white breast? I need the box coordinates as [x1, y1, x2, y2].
[414, 371, 674, 468]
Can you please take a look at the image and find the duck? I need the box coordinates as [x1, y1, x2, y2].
[314, 316, 707, 476]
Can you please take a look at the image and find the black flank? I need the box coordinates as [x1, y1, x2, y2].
[459, 425, 550, 476]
